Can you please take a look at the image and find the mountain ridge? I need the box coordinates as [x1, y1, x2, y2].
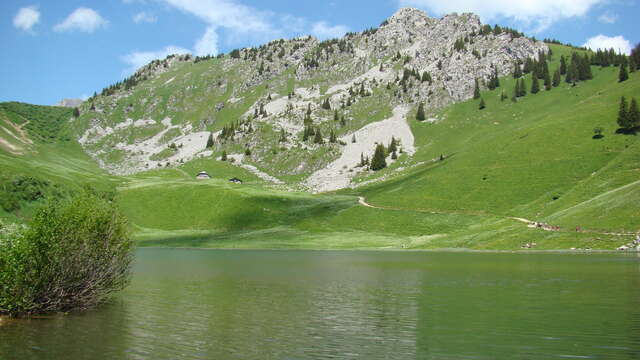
[72, 7, 547, 193]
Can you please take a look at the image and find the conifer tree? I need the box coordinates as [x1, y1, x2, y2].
[73, 107, 80, 118]
[391, 150, 398, 160]
[329, 129, 337, 143]
[352, 134, 356, 143]
[473, 78, 481, 99]
[245, 148, 251, 156]
[513, 62, 522, 78]
[206, 132, 215, 148]
[370, 144, 387, 171]
[552, 68, 561, 87]
[500, 90, 507, 101]
[334, 109, 339, 121]
[514, 80, 520, 98]
[221, 150, 227, 161]
[617, 96, 630, 130]
[340, 116, 346, 127]
[479, 98, 486, 110]
[519, 78, 527, 97]
[619, 63, 629, 82]
[416, 102, 426, 121]
[629, 57, 636, 73]
[313, 128, 323, 144]
[531, 74, 540, 94]
[560, 56, 567, 75]
[629, 98, 640, 129]
[388, 136, 398, 154]
[544, 69, 552, 90]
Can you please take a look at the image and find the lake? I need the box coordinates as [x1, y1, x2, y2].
[2, 249, 639, 359]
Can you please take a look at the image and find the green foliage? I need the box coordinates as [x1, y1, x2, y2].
[206, 132, 215, 148]
[313, 128, 324, 144]
[619, 63, 629, 83]
[513, 62, 522, 79]
[478, 98, 486, 110]
[370, 144, 387, 171]
[531, 74, 540, 94]
[416, 102, 426, 121]
[0, 192, 133, 316]
[0, 175, 65, 214]
[552, 68, 561, 87]
[0, 102, 73, 143]
[220, 150, 227, 161]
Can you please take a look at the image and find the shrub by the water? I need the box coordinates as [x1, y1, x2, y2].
[0, 192, 133, 317]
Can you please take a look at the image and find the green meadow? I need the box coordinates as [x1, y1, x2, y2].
[1, 44, 638, 250]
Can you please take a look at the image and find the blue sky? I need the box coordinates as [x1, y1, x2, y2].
[1, 0, 638, 105]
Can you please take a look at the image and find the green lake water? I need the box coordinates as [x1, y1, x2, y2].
[2, 249, 639, 359]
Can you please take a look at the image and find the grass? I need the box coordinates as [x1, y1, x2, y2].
[1, 44, 638, 251]
[348, 44, 640, 241]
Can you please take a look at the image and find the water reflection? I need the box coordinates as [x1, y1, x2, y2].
[1, 250, 639, 359]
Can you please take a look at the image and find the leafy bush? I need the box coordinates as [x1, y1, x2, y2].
[0, 192, 133, 317]
[0, 175, 65, 213]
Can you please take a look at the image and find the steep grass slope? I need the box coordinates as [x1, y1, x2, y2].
[345, 44, 639, 248]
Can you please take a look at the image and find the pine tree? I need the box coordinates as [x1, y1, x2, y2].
[473, 78, 481, 99]
[619, 63, 629, 82]
[617, 96, 630, 130]
[629, 57, 637, 73]
[333, 110, 339, 121]
[388, 136, 397, 153]
[513, 62, 522, 78]
[352, 134, 356, 143]
[544, 69, 552, 91]
[416, 102, 426, 121]
[552, 68, 561, 87]
[370, 144, 387, 171]
[220, 150, 227, 161]
[313, 128, 323, 144]
[329, 129, 337, 143]
[73, 107, 80, 118]
[391, 150, 398, 160]
[206, 132, 215, 148]
[340, 116, 346, 127]
[629, 98, 640, 129]
[560, 56, 567, 75]
[479, 98, 486, 110]
[245, 147, 251, 156]
[531, 74, 540, 94]
[519, 78, 527, 97]
[514, 80, 520, 98]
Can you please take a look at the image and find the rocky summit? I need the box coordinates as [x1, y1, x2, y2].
[73, 8, 547, 191]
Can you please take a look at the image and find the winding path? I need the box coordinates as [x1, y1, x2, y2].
[357, 197, 637, 237]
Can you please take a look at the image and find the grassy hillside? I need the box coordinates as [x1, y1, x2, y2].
[1, 44, 637, 251]
[342, 44, 640, 248]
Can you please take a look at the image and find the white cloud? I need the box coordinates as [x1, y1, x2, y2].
[194, 26, 219, 56]
[161, 0, 349, 43]
[133, 12, 157, 24]
[311, 21, 349, 40]
[583, 35, 632, 55]
[13, 6, 40, 32]
[399, 0, 605, 32]
[54, 7, 108, 33]
[597, 11, 617, 24]
[121, 45, 191, 74]
[163, 0, 274, 34]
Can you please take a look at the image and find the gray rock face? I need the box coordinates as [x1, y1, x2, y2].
[78, 7, 548, 180]
[55, 98, 83, 108]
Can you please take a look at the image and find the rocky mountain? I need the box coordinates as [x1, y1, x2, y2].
[55, 98, 83, 108]
[73, 7, 547, 192]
